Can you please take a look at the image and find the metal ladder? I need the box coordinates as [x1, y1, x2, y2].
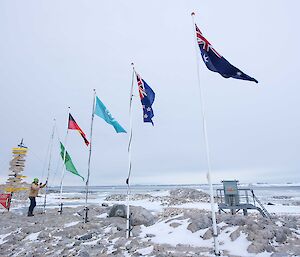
[251, 190, 272, 219]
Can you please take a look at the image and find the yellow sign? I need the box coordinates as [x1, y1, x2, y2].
[4, 187, 28, 192]
[12, 147, 28, 152]
[16, 175, 27, 178]
[12, 152, 27, 155]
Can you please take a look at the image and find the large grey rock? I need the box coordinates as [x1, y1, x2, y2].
[109, 204, 127, 218]
[130, 206, 156, 226]
[187, 215, 212, 233]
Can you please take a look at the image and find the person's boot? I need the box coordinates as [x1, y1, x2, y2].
[27, 211, 34, 217]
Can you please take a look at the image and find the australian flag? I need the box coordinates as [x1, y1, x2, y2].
[195, 24, 258, 83]
[136, 72, 155, 125]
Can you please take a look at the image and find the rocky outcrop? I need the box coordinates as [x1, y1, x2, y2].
[167, 188, 210, 205]
[103, 188, 210, 207]
[108, 204, 156, 227]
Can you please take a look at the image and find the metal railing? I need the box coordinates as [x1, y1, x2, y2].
[216, 188, 255, 206]
[216, 188, 271, 218]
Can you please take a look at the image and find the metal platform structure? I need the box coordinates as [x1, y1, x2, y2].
[216, 180, 271, 219]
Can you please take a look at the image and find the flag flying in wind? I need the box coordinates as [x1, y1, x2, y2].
[135, 72, 156, 125]
[68, 114, 89, 146]
[94, 96, 127, 133]
[195, 24, 258, 83]
[60, 142, 85, 181]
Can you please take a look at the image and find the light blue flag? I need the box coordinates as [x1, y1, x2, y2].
[94, 96, 127, 133]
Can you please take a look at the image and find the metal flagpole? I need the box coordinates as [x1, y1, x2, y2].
[59, 107, 70, 215]
[84, 89, 96, 223]
[191, 12, 220, 255]
[43, 118, 56, 213]
[126, 63, 135, 238]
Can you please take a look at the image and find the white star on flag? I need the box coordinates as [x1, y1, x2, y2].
[203, 54, 209, 63]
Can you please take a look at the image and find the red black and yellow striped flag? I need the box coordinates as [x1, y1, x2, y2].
[68, 114, 89, 146]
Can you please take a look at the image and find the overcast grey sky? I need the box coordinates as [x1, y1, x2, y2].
[0, 1, 299, 186]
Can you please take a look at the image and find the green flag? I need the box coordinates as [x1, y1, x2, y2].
[60, 142, 84, 181]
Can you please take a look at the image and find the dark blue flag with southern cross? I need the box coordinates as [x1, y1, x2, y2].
[195, 24, 258, 83]
[136, 72, 155, 125]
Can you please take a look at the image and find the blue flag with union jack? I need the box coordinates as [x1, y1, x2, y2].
[195, 24, 258, 83]
[135, 72, 155, 125]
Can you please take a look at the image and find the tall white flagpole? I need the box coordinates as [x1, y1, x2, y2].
[59, 107, 70, 214]
[126, 63, 135, 238]
[43, 118, 56, 213]
[191, 12, 220, 255]
[84, 89, 96, 223]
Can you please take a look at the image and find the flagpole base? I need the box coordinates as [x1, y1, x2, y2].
[84, 206, 89, 223]
[213, 233, 221, 256]
[126, 213, 132, 238]
[58, 202, 63, 214]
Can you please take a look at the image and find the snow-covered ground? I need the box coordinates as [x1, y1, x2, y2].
[0, 186, 299, 256]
